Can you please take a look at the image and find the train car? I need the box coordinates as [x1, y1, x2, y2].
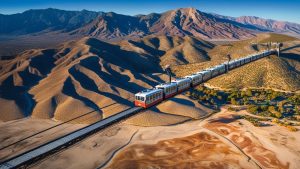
[197, 70, 212, 82]
[244, 56, 251, 63]
[185, 73, 203, 87]
[210, 64, 226, 77]
[233, 59, 241, 67]
[218, 64, 226, 74]
[252, 54, 259, 60]
[155, 82, 177, 99]
[228, 60, 237, 70]
[172, 78, 192, 93]
[258, 52, 264, 58]
[135, 88, 163, 108]
[238, 58, 245, 66]
[207, 67, 218, 77]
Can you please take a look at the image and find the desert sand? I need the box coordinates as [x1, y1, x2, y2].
[24, 107, 300, 169]
[0, 118, 85, 161]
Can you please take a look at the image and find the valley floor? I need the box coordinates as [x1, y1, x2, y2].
[1, 105, 299, 169]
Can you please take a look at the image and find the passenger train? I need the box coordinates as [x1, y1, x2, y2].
[135, 49, 276, 108]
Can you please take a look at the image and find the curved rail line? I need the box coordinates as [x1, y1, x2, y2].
[0, 48, 279, 169]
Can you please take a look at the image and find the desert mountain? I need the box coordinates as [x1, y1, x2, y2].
[1, 8, 300, 56]
[0, 35, 213, 122]
[235, 16, 300, 35]
[1, 8, 300, 41]
[0, 8, 101, 35]
[212, 14, 300, 36]
[73, 8, 257, 40]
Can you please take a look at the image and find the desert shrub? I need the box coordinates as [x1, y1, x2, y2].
[274, 111, 282, 118]
[286, 125, 298, 132]
[268, 106, 276, 112]
[246, 89, 253, 97]
[231, 98, 238, 105]
[241, 115, 263, 127]
[247, 105, 259, 114]
[272, 118, 280, 123]
[260, 105, 268, 111]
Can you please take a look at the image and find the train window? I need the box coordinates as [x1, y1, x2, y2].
[141, 97, 144, 101]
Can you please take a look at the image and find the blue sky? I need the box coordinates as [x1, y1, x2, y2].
[0, 0, 299, 23]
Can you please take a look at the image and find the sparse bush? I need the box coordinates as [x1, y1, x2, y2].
[247, 105, 259, 114]
[268, 106, 275, 112]
[260, 105, 268, 111]
[231, 98, 238, 105]
[272, 118, 279, 123]
[286, 125, 298, 132]
[246, 89, 253, 97]
[274, 111, 282, 118]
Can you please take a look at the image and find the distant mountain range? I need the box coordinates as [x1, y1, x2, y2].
[1, 8, 300, 41]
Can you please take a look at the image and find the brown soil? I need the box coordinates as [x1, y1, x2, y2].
[105, 132, 253, 169]
[204, 114, 290, 169]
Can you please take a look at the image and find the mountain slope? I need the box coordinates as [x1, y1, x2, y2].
[0, 8, 101, 35]
[172, 33, 300, 91]
[148, 8, 257, 40]
[212, 13, 300, 36]
[0, 35, 212, 122]
[1, 8, 300, 57]
[73, 8, 258, 40]
[1, 7, 300, 41]
[235, 16, 300, 35]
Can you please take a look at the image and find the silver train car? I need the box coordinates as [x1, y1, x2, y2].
[134, 49, 276, 109]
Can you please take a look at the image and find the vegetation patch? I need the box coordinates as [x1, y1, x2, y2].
[187, 86, 300, 131]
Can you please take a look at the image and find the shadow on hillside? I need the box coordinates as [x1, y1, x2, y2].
[208, 115, 240, 124]
[128, 40, 165, 56]
[76, 56, 150, 93]
[86, 38, 163, 74]
[62, 77, 100, 110]
[281, 44, 300, 52]
[68, 66, 133, 106]
[0, 76, 36, 117]
[169, 97, 196, 107]
[280, 52, 300, 62]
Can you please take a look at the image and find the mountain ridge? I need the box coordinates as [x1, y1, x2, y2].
[1, 8, 300, 40]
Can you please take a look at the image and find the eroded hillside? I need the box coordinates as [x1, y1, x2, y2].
[0, 35, 213, 122]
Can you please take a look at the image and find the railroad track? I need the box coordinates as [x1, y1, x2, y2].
[0, 107, 142, 169]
